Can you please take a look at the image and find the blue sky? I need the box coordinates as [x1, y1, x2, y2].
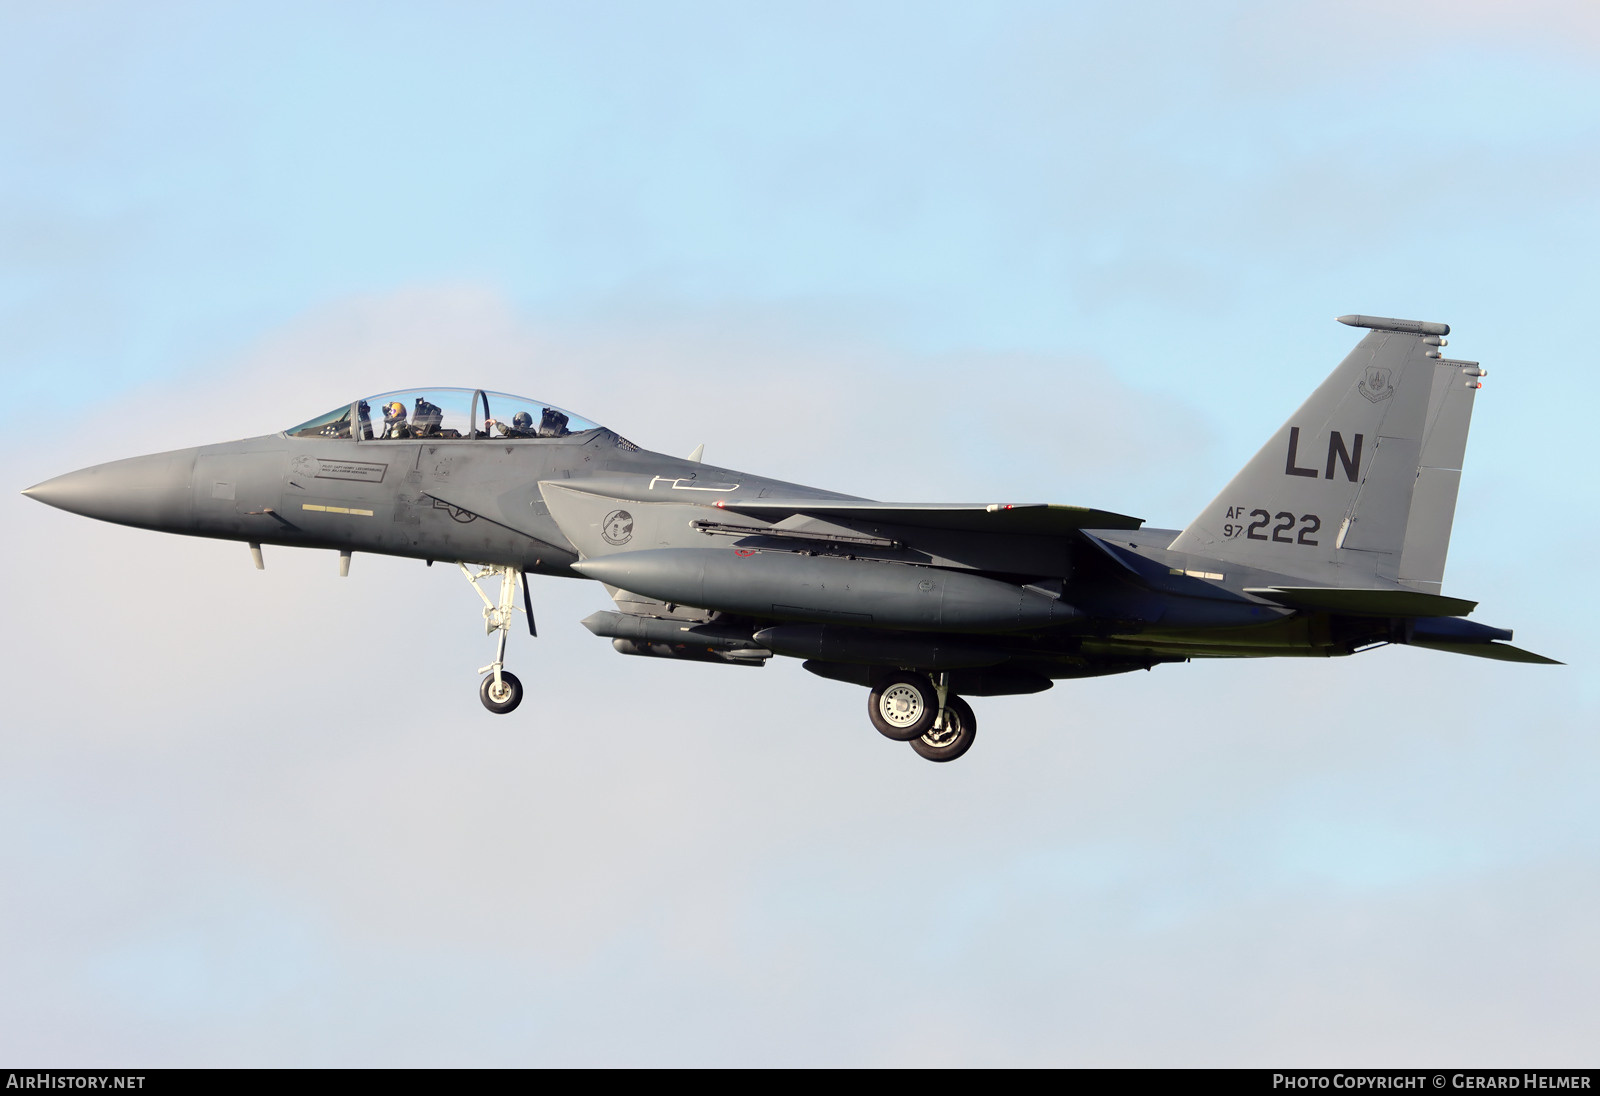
[3, 0, 1596, 1065]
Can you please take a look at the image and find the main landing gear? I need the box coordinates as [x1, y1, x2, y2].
[460, 562, 534, 715]
[867, 671, 977, 763]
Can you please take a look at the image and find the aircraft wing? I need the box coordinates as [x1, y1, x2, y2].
[712, 500, 1143, 536]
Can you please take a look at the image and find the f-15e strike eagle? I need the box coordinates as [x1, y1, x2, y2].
[25, 314, 1556, 762]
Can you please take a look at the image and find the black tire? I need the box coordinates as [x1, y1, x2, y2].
[910, 695, 976, 763]
[479, 670, 523, 715]
[868, 672, 938, 741]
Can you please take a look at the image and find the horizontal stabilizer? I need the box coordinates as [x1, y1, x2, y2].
[713, 500, 1143, 535]
[1408, 639, 1562, 665]
[1246, 586, 1477, 617]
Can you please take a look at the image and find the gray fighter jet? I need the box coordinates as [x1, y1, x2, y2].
[24, 315, 1557, 762]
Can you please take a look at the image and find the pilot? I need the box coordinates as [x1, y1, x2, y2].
[381, 401, 413, 439]
[486, 411, 538, 438]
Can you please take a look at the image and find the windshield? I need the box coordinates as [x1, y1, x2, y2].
[286, 404, 357, 439]
[286, 388, 601, 440]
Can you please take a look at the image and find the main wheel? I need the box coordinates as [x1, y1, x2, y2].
[910, 695, 976, 763]
[868, 672, 938, 741]
[479, 670, 524, 714]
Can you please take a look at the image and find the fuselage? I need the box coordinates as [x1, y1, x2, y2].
[24, 422, 1387, 684]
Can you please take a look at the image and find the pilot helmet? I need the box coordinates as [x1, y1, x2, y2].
[383, 401, 407, 422]
[512, 411, 533, 430]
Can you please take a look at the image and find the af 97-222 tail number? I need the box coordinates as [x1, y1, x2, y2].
[1221, 506, 1320, 546]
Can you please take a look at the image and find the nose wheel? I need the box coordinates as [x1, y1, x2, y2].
[480, 670, 524, 714]
[461, 562, 535, 715]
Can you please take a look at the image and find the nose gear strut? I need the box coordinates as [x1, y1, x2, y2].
[460, 562, 535, 714]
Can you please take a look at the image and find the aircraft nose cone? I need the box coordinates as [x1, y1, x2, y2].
[23, 450, 198, 531]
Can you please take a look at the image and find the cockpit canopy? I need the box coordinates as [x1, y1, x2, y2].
[286, 389, 601, 441]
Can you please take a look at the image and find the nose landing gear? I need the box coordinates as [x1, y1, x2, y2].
[480, 670, 524, 714]
[461, 562, 534, 715]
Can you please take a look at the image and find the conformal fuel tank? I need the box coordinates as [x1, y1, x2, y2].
[572, 548, 1079, 633]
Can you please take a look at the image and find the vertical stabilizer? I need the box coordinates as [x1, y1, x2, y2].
[1396, 357, 1483, 592]
[1168, 315, 1448, 586]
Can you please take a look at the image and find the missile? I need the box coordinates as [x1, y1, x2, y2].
[610, 638, 767, 666]
[571, 548, 1080, 633]
[581, 610, 769, 653]
[582, 610, 771, 666]
[752, 624, 1009, 668]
